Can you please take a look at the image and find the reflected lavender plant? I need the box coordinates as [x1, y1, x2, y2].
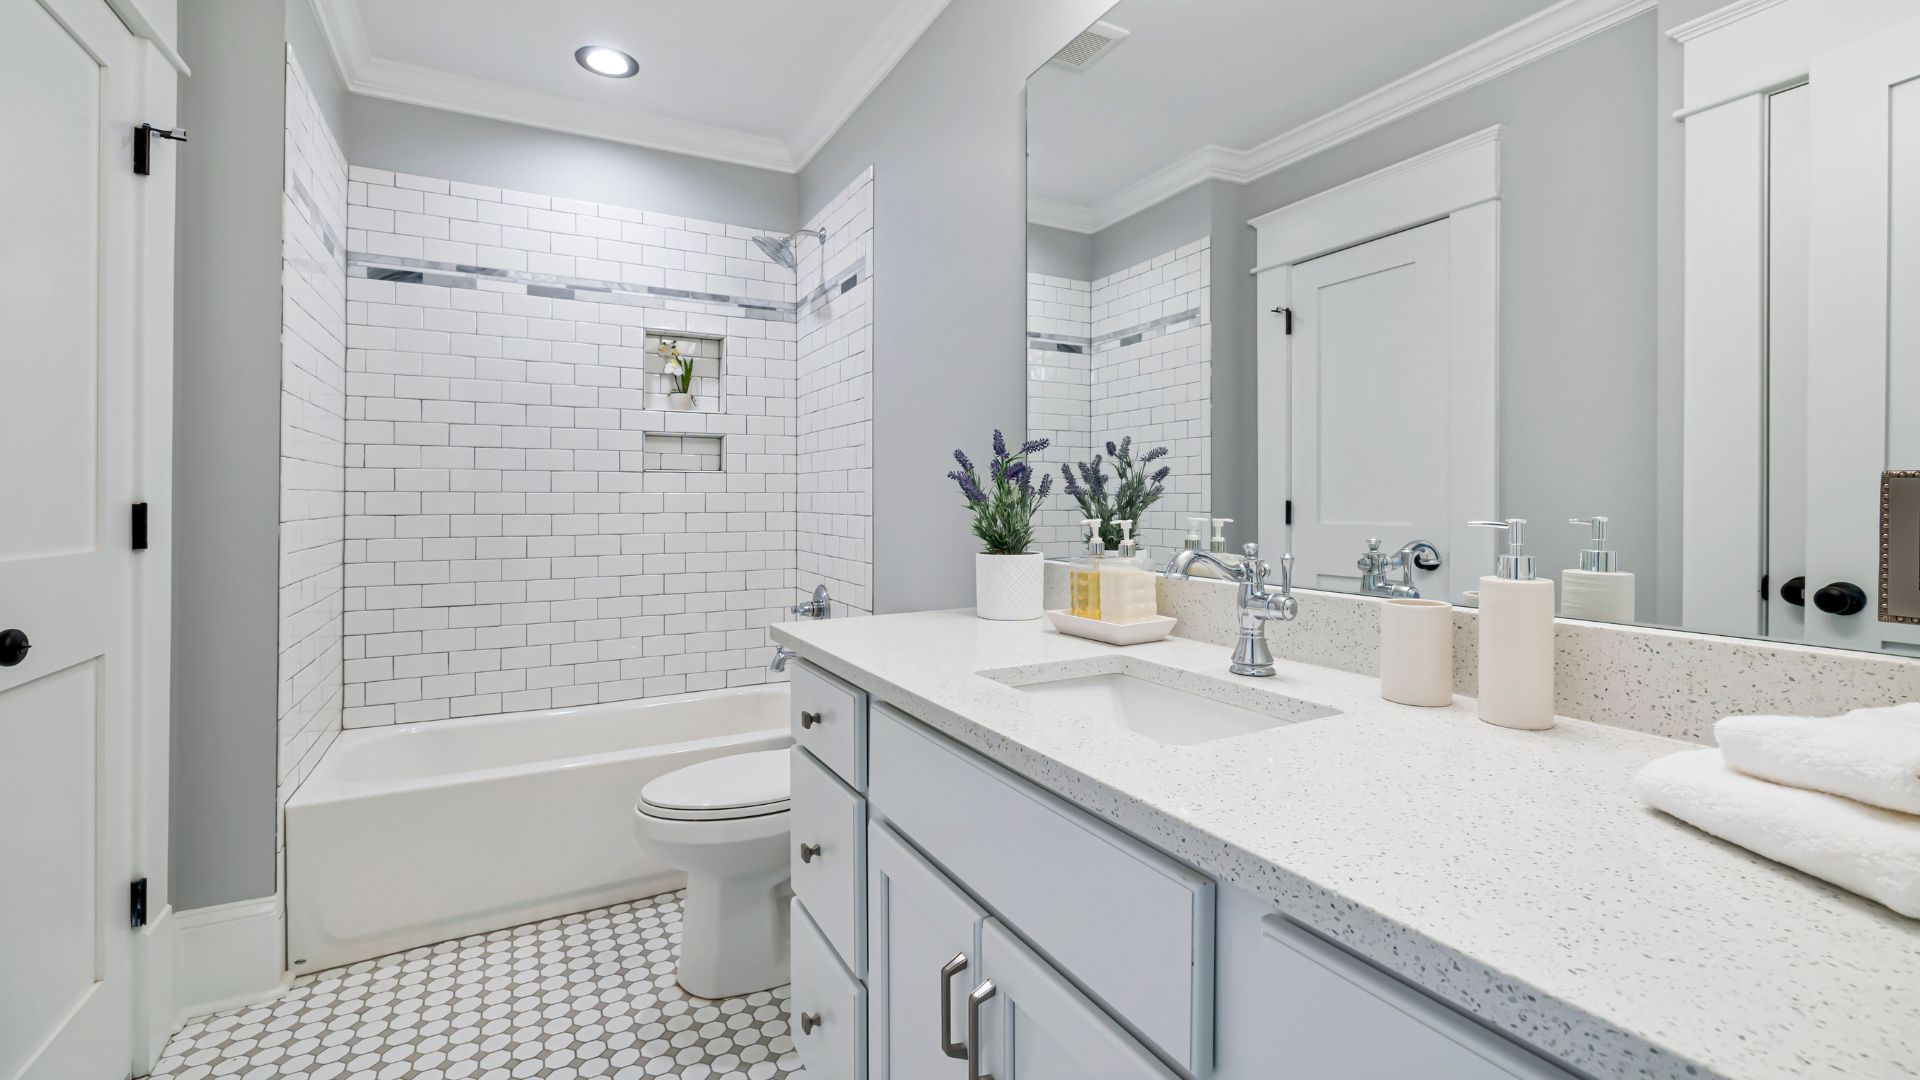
[1062, 436, 1171, 550]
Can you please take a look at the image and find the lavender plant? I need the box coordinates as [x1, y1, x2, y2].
[948, 430, 1054, 555]
[1061, 436, 1171, 550]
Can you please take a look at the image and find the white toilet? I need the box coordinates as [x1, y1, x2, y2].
[631, 748, 793, 999]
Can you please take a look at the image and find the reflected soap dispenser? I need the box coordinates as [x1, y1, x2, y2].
[1069, 518, 1105, 620]
[1209, 518, 1234, 555]
[1185, 517, 1209, 553]
[1099, 519, 1158, 623]
[1468, 519, 1556, 731]
[1561, 516, 1635, 624]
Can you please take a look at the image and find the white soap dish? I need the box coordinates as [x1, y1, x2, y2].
[1044, 609, 1178, 646]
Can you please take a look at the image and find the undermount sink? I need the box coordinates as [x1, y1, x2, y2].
[1006, 668, 1336, 746]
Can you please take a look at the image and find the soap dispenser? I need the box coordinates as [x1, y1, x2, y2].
[1069, 519, 1105, 620]
[1209, 518, 1234, 554]
[1467, 519, 1556, 731]
[1185, 517, 1209, 552]
[1099, 519, 1158, 623]
[1561, 516, 1635, 624]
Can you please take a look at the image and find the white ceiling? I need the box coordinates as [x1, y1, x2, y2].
[313, 0, 955, 172]
[1028, 0, 1634, 231]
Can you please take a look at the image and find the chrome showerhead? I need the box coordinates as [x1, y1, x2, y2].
[752, 235, 796, 270]
[751, 228, 827, 272]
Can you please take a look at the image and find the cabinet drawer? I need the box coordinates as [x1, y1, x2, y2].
[868, 705, 1214, 1076]
[792, 660, 869, 790]
[1260, 917, 1581, 1080]
[791, 746, 867, 976]
[793, 897, 866, 1080]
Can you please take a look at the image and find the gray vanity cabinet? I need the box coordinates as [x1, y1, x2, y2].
[866, 821, 983, 1080]
[973, 919, 1182, 1080]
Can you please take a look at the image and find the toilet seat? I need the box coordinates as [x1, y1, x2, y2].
[639, 748, 791, 821]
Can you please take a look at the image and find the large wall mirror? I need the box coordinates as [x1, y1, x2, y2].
[1026, 0, 1920, 658]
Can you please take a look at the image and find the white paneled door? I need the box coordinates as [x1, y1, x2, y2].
[973, 919, 1178, 1080]
[1806, 16, 1920, 652]
[1286, 221, 1455, 598]
[0, 0, 139, 1077]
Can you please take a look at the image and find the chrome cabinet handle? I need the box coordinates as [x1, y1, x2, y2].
[939, 953, 969, 1059]
[799, 1011, 821, 1035]
[966, 981, 997, 1080]
[799, 842, 822, 863]
[800, 710, 822, 728]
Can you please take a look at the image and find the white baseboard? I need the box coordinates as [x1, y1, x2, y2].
[172, 895, 287, 1026]
[133, 904, 177, 1074]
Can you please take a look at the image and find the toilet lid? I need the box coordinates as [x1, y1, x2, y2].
[639, 749, 791, 821]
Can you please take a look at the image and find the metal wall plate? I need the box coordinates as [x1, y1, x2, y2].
[1878, 471, 1920, 624]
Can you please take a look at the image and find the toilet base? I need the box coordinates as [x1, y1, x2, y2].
[676, 864, 793, 998]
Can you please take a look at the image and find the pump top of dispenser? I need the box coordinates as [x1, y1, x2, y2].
[1186, 517, 1208, 551]
[1082, 518, 1106, 557]
[1209, 518, 1233, 554]
[1114, 519, 1137, 558]
[1569, 516, 1619, 572]
[1469, 518, 1537, 580]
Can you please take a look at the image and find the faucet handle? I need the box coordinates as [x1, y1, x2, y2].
[1243, 542, 1260, 560]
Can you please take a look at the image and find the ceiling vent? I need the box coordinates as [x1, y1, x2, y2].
[1049, 21, 1129, 71]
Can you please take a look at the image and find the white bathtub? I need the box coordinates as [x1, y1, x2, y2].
[286, 685, 791, 972]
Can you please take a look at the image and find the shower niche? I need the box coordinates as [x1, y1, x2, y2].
[642, 331, 724, 413]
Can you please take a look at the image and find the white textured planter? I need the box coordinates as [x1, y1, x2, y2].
[668, 392, 696, 411]
[975, 552, 1044, 621]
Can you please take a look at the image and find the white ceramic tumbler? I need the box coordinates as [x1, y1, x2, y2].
[1379, 598, 1454, 707]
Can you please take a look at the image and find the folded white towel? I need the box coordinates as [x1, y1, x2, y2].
[1716, 704, 1920, 814]
[1633, 748, 1920, 919]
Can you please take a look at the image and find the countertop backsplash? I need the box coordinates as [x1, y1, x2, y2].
[1043, 561, 1920, 743]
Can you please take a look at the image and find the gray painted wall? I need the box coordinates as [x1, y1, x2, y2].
[798, 0, 1113, 614]
[1229, 14, 1660, 610]
[1027, 224, 1092, 280]
[348, 98, 799, 229]
[1207, 180, 1257, 552]
[284, 0, 346, 140]
[173, 0, 288, 910]
[1088, 182, 1211, 280]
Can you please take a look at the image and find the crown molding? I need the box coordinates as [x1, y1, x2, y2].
[1035, 0, 1655, 234]
[1667, 0, 1795, 43]
[311, 0, 954, 174]
[791, 0, 955, 169]
[1027, 196, 1100, 234]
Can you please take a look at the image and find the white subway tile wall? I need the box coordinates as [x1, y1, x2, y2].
[1027, 237, 1211, 558]
[796, 168, 875, 615]
[278, 53, 348, 807]
[1090, 238, 1211, 555]
[1026, 273, 1093, 555]
[334, 168, 875, 727]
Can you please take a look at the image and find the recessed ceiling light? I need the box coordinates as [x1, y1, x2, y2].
[575, 45, 638, 79]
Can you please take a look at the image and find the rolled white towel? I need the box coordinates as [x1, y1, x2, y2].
[1633, 748, 1920, 919]
[1716, 704, 1920, 814]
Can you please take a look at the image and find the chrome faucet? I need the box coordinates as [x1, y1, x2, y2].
[1356, 539, 1442, 599]
[770, 646, 798, 673]
[791, 584, 832, 620]
[1164, 542, 1298, 677]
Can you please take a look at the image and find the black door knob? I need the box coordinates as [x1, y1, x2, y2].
[0, 629, 30, 667]
[1813, 582, 1869, 617]
[1780, 576, 1806, 607]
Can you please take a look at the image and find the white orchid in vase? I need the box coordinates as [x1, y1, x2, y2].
[657, 338, 696, 407]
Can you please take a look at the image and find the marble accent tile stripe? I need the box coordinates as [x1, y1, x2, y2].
[1092, 306, 1202, 351]
[1027, 332, 1090, 353]
[795, 254, 867, 320]
[289, 171, 343, 265]
[347, 252, 797, 321]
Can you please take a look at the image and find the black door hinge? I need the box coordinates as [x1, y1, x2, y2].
[129, 878, 147, 929]
[1271, 306, 1293, 335]
[131, 503, 149, 551]
[1285, 499, 1294, 526]
[1760, 573, 1769, 599]
[133, 124, 187, 176]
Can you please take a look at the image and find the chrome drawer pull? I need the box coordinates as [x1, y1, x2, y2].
[939, 953, 969, 1059]
[799, 842, 822, 863]
[799, 1011, 821, 1035]
[800, 710, 823, 728]
[967, 981, 997, 1080]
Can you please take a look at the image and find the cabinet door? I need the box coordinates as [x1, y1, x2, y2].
[868, 822, 983, 1080]
[975, 919, 1178, 1080]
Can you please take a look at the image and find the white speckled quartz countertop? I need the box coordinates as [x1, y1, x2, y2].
[771, 610, 1920, 1080]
